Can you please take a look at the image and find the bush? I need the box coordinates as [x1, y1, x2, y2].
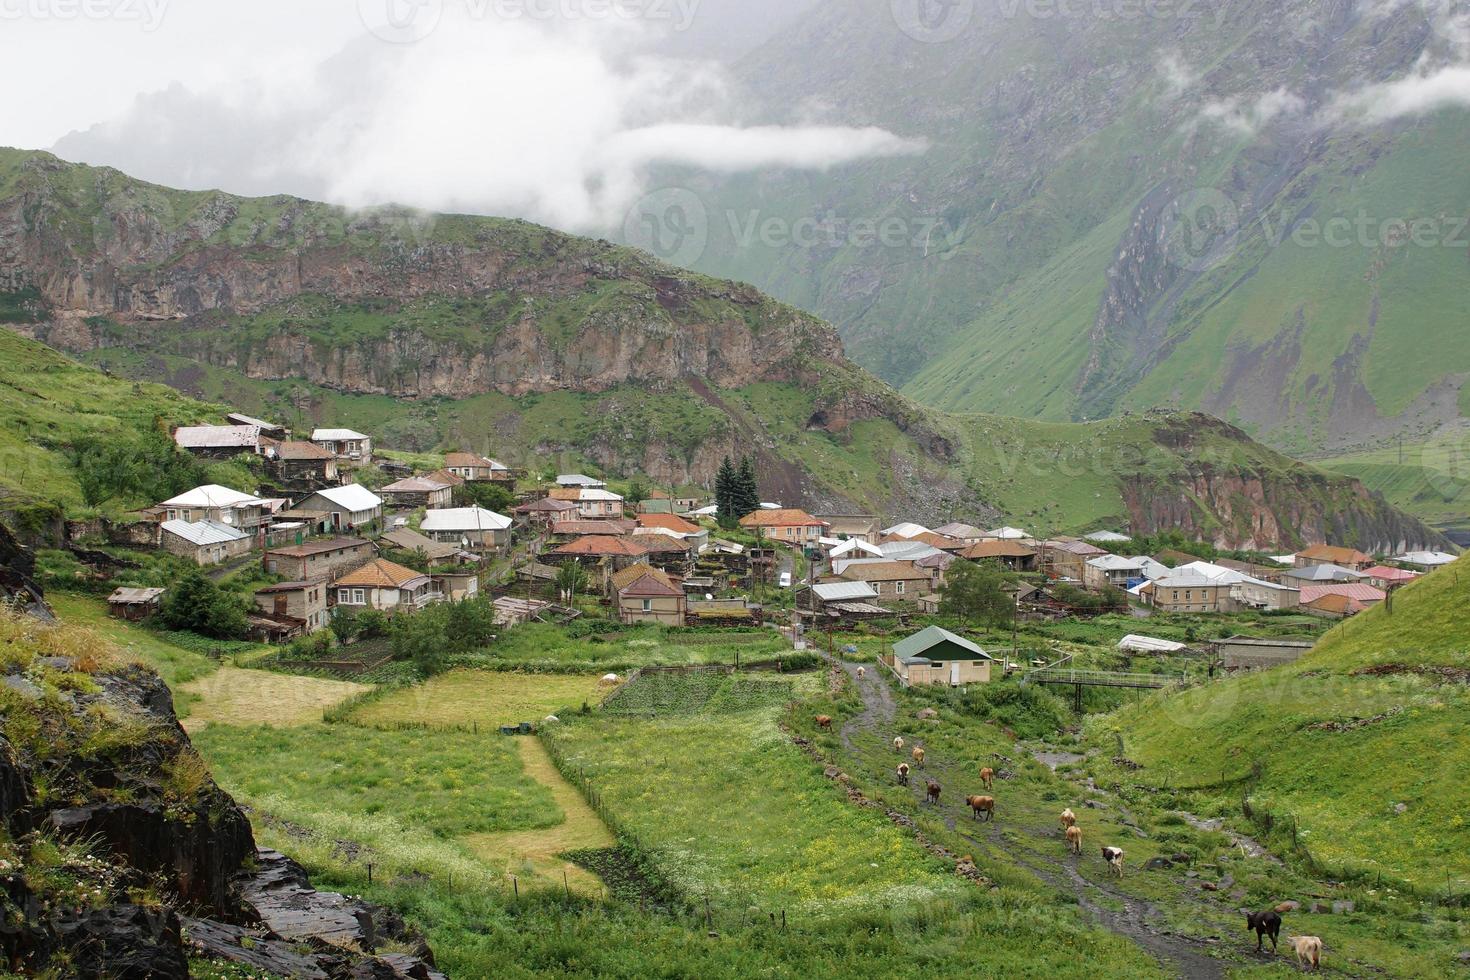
[960, 681, 1071, 739]
[156, 573, 248, 641]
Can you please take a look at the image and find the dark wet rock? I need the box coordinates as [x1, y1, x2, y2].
[1144, 856, 1173, 870]
[51, 905, 189, 980]
[182, 917, 328, 980]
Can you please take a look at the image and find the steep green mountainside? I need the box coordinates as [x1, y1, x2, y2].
[1316, 426, 1470, 538]
[1099, 555, 1470, 891]
[0, 152, 1446, 550]
[671, 0, 1470, 457]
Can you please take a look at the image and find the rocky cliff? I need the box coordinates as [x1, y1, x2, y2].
[0, 607, 443, 979]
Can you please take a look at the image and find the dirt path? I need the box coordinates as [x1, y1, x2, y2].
[463, 738, 613, 897]
[833, 660, 1227, 980]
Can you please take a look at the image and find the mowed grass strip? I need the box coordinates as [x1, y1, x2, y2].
[193, 723, 561, 838]
[350, 671, 610, 729]
[547, 677, 964, 915]
[464, 738, 614, 897]
[181, 666, 369, 731]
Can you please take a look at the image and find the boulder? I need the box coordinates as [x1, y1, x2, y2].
[1332, 900, 1355, 915]
[52, 905, 189, 980]
[1143, 856, 1173, 871]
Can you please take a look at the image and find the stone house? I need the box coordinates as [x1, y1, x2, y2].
[161, 519, 253, 567]
[262, 537, 374, 581]
[310, 428, 372, 465]
[739, 509, 829, 547]
[332, 559, 438, 615]
[253, 581, 330, 634]
[614, 565, 686, 626]
[419, 507, 513, 553]
[269, 441, 340, 487]
[379, 476, 455, 511]
[290, 485, 384, 534]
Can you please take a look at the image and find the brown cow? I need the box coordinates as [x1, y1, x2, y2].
[979, 767, 994, 790]
[893, 736, 905, 754]
[965, 795, 996, 822]
[1065, 824, 1083, 855]
[896, 763, 910, 785]
[816, 715, 833, 731]
[925, 780, 941, 805]
[1059, 808, 1077, 831]
[912, 746, 926, 768]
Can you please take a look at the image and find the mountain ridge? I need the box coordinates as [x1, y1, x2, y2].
[0, 149, 1448, 552]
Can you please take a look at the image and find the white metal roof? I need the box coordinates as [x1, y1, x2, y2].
[882, 522, 931, 538]
[1085, 531, 1133, 543]
[173, 425, 261, 449]
[161, 519, 248, 546]
[1118, 634, 1187, 653]
[829, 538, 883, 559]
[420, 507, 513, 532]
[812, 581, 879, 602]
[1397, 550, 1458, 567]
[987, 526, 1030, 539]
[159, 485, 264, 509]
[878, 541, 942, 560]
[1086, 555, 1147, 571]
[311, 428, 370, 441]
[556, 474, 606, 487]
[313, 484, 383, 512]
[226, 412, 280, 429]
[578, 488, 625, 502]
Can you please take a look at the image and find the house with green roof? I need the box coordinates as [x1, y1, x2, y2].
[888, 626, 995, 687]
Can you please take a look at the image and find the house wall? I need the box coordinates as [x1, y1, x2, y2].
[163, 532, 252, 567]
[255, 585, 329, 632]
[618, 594, 686, 626]
[264, 544, 374, 581]
[1232, 581, 1300, 611]
[1151, 584, 1227, 613]
[902, 660, 992, 686]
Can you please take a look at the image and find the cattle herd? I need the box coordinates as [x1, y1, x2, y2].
[826, 709, 1326, 970]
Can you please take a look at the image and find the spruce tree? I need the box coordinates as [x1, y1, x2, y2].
[736, 456, 760, 518]
[715, 456, 737, 524]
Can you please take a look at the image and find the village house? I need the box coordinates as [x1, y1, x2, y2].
[1395, 550, 1459, 570]
[268, 441, 340, 487]
[635, 490, 675, 515]
[1299, 582, 1386, 613]
[378, 527, 466, 567]
[290, 485, 384, 533]
[547, 535, 651, 571]
[740, 508, 829, 547]
[1083, 555, 1150, 591]
[961, 540, 1037, 571]
[1363, 565, 1422, 590]
[1044, 539, 1109, 581]
[106, 587, 165, 621]
[631, 534, 698, 576]
[550, 487, 626, 520]
[1140, 575, 1229, 613]
[444, 451, 513, 483]
[817, 515, 881, 544]
[333, 559, 439, 615]
[1283, 563, 1367, 585]
[613, 565, 687, 626]
[156, 485, 270, 534]
[263, 537, 374, 581]
[837, 560, 935, 602]
[1230, 576, 1301, 611]
[378, 476, 455, 511]
[310, 428, 373, 465]
[253, 581, 329, 635]
[225, 412, 288, 438]
[431, 569, 480, 603]
[173, 424, 270, 460]
[887, 626, 996, 687]
[932, 523, 988, 546]
[551, 519, 634, 539]
[419, 507, 513, 553]
[513, 497, 580, 528]
[635, 514, 709, 550]
[556, 474, 607, 489]
[1301, 592, 1369, 619]
[161, 519, 253, 567]
[799, 581, 888, 623]
[1213, 635, 1316, 671]
[1294, 544, 1373, 571]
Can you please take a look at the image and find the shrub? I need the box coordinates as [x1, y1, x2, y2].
[960, 681, 1071, 739]
[156, 573, 247, 640]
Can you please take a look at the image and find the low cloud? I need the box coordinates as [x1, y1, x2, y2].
[1323, 63, 1470, 121]
[1197, 87, 1307, 135]
[53, 11, 923, 234]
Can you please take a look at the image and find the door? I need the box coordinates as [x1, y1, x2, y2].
[950, 662, 960, 687]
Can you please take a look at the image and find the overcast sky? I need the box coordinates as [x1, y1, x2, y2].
[1, 0, 915, 232]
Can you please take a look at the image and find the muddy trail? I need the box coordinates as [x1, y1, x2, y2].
[835, 661, 1230, 980]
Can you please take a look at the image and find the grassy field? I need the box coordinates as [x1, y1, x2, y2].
[181, 666, 369, 731]
[350, 670, 610, 729]
[1095, 555, 1470, 892]
[483, 624, 793, 672]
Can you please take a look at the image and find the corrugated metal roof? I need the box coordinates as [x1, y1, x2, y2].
[159, 485, 263, 509]
[812, 581, 878, 602]
[161, 519, 248, 546]
[311, 428, 370, 441]
[313, 485, 384, 512]
[173, 425, 262, 449]
[420, 507, 512, 532]
[893, 626, 991, 663]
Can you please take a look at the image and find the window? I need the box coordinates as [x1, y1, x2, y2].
[353, 589, 366, 605]
[338, 589, 350, 604]
[642, 599, 652, 613]
[895, 581, 906, 595]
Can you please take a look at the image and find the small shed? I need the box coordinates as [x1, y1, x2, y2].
[107, 587, 165, 621]
[888, 626, 995, 687]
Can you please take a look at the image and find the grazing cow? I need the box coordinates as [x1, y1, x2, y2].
[1102, 846, 1125, 878]
[816, 715, 833, 731]
[1065, 824, 1083, 855]
[1246, 910, 1281, 953]
[979, 767, 994, 790]
[965, 795, 996, 822]
[893, 736, 905, 754]
[912, 746, 926, 768]
[1289, 936, 1322, 972]
[1059, 808, 1077, 831]
[897, 763, 910, 785]
[857, 666, 866, 679]
[925, 780, 941, 805]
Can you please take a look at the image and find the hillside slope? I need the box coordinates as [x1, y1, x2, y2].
[676, 0, 1470, 457]
[0, 152, 1447, 550]
[1101, 555, 1470, 891]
